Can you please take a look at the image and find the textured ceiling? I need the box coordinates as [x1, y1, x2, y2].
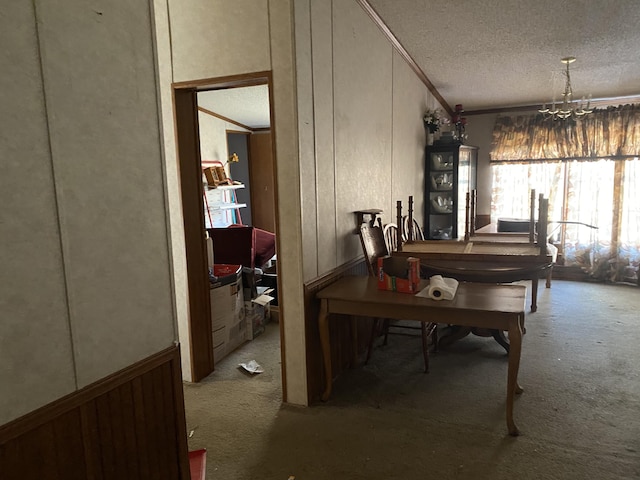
[368, 0, 640, 111]
[197, 85, 270, 129]
[196, 1, 640, 126]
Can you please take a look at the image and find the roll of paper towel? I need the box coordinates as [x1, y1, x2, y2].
[427, 275, 459, 300]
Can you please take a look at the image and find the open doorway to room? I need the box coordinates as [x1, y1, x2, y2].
[172, 73, 282, 398]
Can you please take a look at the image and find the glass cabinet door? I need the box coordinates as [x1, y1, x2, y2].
[425, 144, 478, 240]
[427, 151, 455, 239]
[456, 149, 470, 238]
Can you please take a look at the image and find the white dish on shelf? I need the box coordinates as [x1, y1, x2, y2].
[432, 154, 453, 170]
[430, 173, 453, 191]
[432, 227, 453, 239]
[431, 196, 453, 213]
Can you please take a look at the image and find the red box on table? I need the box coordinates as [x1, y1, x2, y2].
[377, 256, 420, 293]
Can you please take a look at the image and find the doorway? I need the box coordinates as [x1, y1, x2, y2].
[172, 72, 282, 389]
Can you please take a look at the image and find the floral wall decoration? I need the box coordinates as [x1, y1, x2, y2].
[423, 108, 449, 133]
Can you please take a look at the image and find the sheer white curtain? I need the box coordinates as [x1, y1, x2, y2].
[490, 162, 564, 228]
[562, 160, 614, 268]
[491, 159, 640, 281]
[620, 158, 640, 263]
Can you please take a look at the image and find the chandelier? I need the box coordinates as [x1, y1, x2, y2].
[539, 56, 593, 120]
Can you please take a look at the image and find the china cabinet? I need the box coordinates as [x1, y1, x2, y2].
[424, 143, 477, 239]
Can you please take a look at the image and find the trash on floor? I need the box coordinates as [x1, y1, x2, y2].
[239, 359, 264, 374]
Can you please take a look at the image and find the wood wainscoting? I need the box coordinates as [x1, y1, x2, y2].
[0, 345, 190, 480]
[304, 258, 370, 403]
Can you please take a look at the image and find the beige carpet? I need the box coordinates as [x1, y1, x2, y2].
[183, 280, 640, 479]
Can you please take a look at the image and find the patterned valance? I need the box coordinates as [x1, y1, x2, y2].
[490, 104, 640, 162]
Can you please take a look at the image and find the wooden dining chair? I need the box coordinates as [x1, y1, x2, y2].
[359, 223, 438, 372]
[382, 223, 399, 253]
[402, 215, 425, 242]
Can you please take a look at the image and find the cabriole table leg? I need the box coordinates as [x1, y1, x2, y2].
[506, 314, 525, 436]
[318, 299, 332, 402]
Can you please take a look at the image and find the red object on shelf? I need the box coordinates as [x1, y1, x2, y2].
[189, 449, 207, 480]
[211, 264, 242, 287]
[213, 264, 242, 277]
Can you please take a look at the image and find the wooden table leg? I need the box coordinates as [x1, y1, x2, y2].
[421, 322, 429, 373]
[506, 314, 524, 436]
[318, 299, 332, 402]
[530, 277, 538, 312]
[351, 317, 358, 368]
[491, 329, 510, 353]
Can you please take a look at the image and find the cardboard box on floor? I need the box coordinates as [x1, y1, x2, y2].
[245, 287, 275, 339]
[210, 269, 247, 362]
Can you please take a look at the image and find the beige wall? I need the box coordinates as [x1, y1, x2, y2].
[155, 0, 307, 402]
[1, 0, 176, 424]
[391, 52, 434, 230]
[168, 0, 271, 83]
[1, 0, 450, 425]
[296, 0, 441, 281]
[466, 113, 497, 217]
[466, 110, 533, 218]
[156, 0, 443, 404]
[197, 110, 251, 163]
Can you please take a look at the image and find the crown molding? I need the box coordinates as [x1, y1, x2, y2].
[197, 106, 254, 131]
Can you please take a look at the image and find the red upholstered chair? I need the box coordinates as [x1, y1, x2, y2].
[207, 225, 276, 269]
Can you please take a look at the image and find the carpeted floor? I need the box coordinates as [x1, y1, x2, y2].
[183, 280, 640, 479]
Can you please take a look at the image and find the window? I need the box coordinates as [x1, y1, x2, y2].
[490, 105, 640, 282]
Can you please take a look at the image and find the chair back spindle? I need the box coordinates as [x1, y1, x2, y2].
[396, 201, 403, 252]
[383, 223, 399, 253]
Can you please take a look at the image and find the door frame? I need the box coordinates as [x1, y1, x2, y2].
[172, 72, 283, 387]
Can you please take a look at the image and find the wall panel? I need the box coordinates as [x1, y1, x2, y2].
[295, 0, 320, 281]
[151, 0, 192, 381]
[169, 0, 271, 82]
[311, 0, 338, 278]
[268, 0, 309, 405]
[0, 0, 76, 425]
[391, 50, 430, 223]
[333, 1, 394, 264]
[35, 0, 176, 387]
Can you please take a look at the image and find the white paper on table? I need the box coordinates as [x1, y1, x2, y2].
[415, 286, 432, 298]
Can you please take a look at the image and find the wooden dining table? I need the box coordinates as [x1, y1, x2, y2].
[316, 275, 528, 436]
[393, 192, 553, 312]
[392, 241, 553, 312]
